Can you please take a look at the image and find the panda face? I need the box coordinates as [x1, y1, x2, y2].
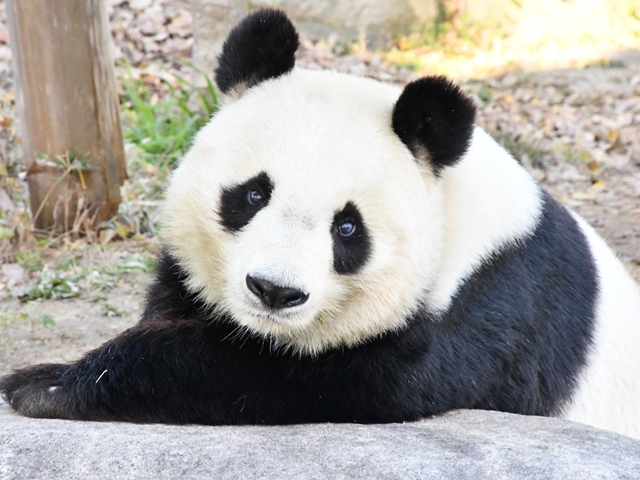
[162, 69, 447, 354]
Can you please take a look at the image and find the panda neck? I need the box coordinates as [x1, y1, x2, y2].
[428, 126, 544, 312]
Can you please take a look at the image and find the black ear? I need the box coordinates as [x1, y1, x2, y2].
[392, 76, 476, 175]
[214, 9, 300, 96]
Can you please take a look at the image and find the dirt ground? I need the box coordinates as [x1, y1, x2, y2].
[0, 248, 150, 376]
[0, 4, 639, 377]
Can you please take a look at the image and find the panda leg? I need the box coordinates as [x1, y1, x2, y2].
[0, 323, 221, 423]
[1, 321, 431, 424]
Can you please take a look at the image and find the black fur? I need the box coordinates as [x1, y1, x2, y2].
[332, 202, 371, 274]
[214, 9, 299, 95]
[392, 76, 476, 174]
[139, 250, 207, 324]
[219, 172, 274, 232]
[0, 193, 598, 424]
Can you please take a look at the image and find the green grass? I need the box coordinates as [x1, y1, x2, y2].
[15, 251, 43, 272]
[20, 253, 155, 302]
[37, 314, 56, 326]
[21, 268, 83, 301]
[120, 65, 219, 170]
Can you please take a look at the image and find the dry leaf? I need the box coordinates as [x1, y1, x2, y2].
[607, 128, 619, 143]
[586, 160, 600, 172]
[571, 192, 596, 201]
[114, 221, 136, 240]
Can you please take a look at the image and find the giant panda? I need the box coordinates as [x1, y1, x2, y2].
[2, 9, 640, 438]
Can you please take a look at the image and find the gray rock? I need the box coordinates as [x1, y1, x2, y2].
[1, 399, 639, 479]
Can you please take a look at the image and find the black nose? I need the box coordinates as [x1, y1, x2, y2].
[246, 275, 309, 309]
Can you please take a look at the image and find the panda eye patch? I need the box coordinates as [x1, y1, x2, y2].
[219, 172, 273, 232]
[332, 202, 371, 274]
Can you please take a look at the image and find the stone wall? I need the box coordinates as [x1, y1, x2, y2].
[191, 0, 439, 77]
[191, 0, 636, 77]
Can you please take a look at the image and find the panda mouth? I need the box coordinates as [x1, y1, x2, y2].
[241, 297, 304, 324]
[227, 280, 314, 329]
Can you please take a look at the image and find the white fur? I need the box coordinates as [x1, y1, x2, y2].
[562, 213, 640, 438]
[429, 128, 543, 311]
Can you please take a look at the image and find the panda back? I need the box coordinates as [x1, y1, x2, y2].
[560, 213, 640, 437]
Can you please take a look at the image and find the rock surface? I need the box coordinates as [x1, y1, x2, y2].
[1, 400, 639, 480]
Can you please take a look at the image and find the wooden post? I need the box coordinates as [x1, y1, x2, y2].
[6, 0, 126, 233]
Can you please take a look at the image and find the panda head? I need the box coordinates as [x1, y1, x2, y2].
[162, 9, 476, 354]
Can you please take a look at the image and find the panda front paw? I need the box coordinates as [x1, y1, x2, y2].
[0, 364, 71, 419]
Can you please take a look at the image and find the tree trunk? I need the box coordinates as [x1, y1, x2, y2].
[6, 0, 126, 233]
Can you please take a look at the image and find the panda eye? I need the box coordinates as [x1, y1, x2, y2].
[337, 219, 356, 237]
[247, 189, 265, 206]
